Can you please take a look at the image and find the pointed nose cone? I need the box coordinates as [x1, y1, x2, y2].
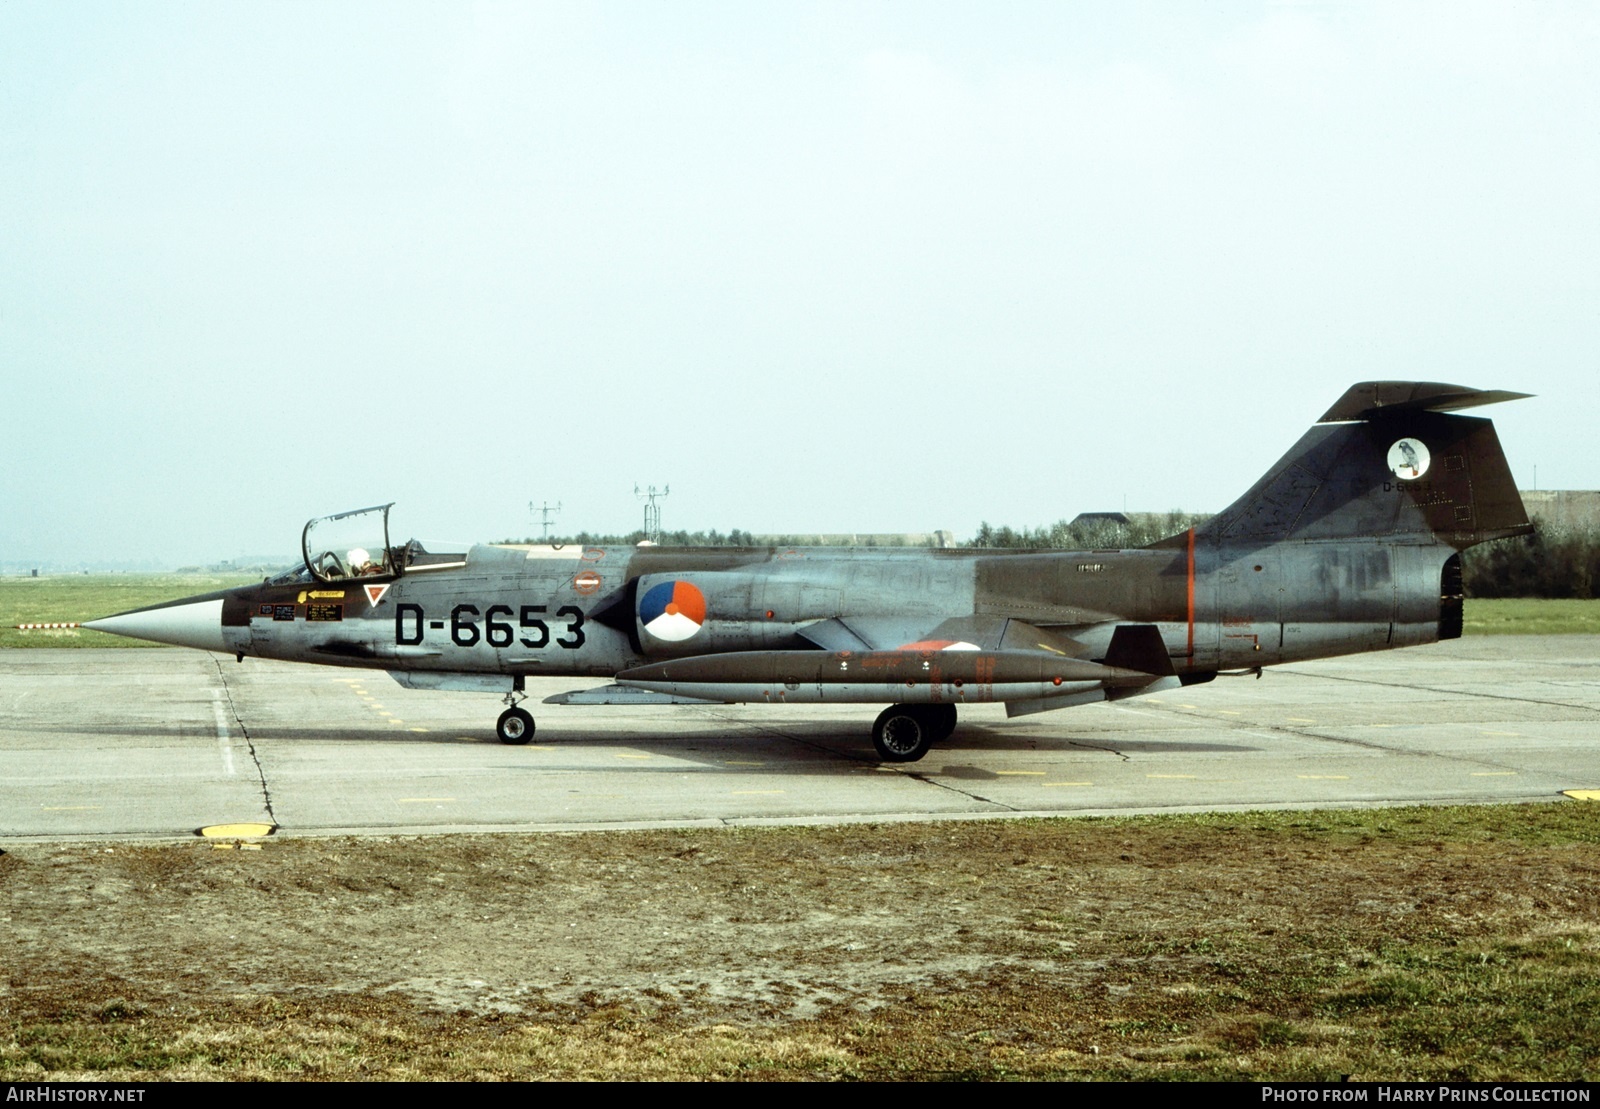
[84, 599, 228, 653]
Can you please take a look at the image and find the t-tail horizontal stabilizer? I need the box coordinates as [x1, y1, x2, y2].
[1317, 381, 1532, 422]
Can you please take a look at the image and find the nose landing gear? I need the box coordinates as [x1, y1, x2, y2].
[497, 686, 534, 745]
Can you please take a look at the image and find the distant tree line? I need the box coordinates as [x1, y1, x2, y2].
[505, 529, 760, 548]
[1462, 525, 1600, 599]
[505, 517, 1216, 551]
[965, 512, 1212, 550]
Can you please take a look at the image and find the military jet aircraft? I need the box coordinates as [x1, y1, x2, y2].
[86, 381, 1531, 763]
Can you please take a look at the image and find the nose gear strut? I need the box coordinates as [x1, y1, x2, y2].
[497, 677, 534, 745]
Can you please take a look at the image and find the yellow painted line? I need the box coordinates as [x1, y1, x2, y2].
[198, 822, 275, 838]
[1563, 790, 1600, 801]
[724, 760, 764, 766]
[1216, 710, 1242, 716]
[1178, 704, 1198, 710]
[1471, 771, 1518, 777]
[1287, 717, 1315, 723]
[1044, 781, 1094, 787]
[996, 770, 1046, 776]
[42, 805, 101, 811]
[1297, 775, 1350, 780]
[408, 727, 429, 733]
[375, 709, 392, 715]
[615, 753, 652, 760]
[732, 790, 785, 795]
[387, 719, 406, 726]
[397, 798, 455, 804]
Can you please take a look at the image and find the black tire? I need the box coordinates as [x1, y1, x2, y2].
[496, 706, 535, 745]
[921, 703, 957, 742]
[872, 705, 932, 763]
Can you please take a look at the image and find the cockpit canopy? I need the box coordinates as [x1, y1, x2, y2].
[302, 504, 401, 582]
[295, 504, 469, 584]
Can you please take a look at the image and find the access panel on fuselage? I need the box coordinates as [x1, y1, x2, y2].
[1216, 550, 1283, 666]
[1275, 543, 1396, 664]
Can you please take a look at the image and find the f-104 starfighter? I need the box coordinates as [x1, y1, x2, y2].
[86, 381, 1531, 763]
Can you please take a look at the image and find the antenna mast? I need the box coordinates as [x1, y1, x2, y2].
[528, 500, 562, 542]
[634, 484, 670, 544]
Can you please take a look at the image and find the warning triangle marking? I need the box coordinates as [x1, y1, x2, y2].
[365, 583, 391, 607]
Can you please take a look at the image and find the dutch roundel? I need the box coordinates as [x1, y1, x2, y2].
[639, 580, 707, 642]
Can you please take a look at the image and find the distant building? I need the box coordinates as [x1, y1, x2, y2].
[1520, 491, 1600, 534]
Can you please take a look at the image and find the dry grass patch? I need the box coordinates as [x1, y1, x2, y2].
[3, 805, 1598, 1080]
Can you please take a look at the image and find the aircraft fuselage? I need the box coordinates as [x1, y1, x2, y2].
[204, 535, 1456, 679]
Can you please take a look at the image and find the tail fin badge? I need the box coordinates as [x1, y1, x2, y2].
[1388, 438, 1431, 480]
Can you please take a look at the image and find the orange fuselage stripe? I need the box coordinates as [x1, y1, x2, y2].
[1186, 527, 1196, 658]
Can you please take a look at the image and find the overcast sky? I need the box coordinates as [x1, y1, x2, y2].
[4, 1, 1597, 567]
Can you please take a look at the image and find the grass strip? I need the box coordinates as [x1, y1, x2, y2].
[3, 804, 1597, 1080]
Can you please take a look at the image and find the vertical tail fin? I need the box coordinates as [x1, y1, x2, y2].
[1197, 382, 1533, 549]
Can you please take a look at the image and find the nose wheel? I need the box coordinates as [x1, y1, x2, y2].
[497, 705, 535, 745]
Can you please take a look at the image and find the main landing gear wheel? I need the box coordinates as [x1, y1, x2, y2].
[923, 703, 957, 742]
[496, 706, 535, 745]
[872, 704, 938, 763]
